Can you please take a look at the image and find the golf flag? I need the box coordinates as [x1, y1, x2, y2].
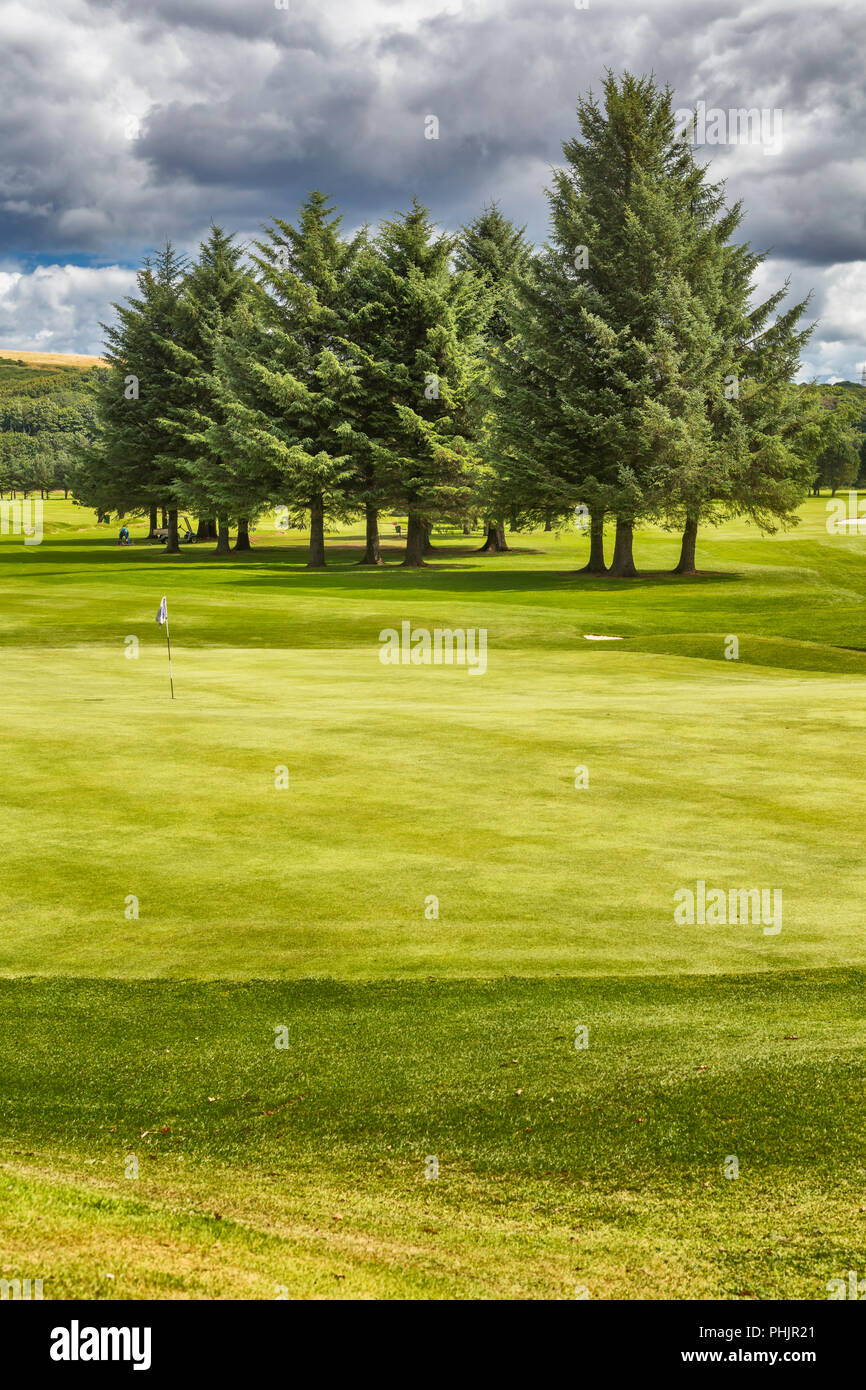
[156, 596, 174, 698]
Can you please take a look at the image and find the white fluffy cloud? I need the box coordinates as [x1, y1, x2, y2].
[0, 0, 863, 376]
[0, 265, 136, 356]
[799, 262, 866, 382]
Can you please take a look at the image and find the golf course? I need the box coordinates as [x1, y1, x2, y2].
[0, 497, 864, 1299]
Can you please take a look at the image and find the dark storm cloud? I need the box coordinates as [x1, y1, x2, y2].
[0, 0, 864, 374]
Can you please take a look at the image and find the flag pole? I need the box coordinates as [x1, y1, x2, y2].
[164, 618, 175, 700]
[156, 596, 174, 699]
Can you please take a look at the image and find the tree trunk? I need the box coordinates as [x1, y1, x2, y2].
[423, 520, 435, 555]
[479, 520, 508, 553]
[581, 509, 608, 573]
[197, 516, 217, 540]
[673, 513, 699, 575]
[148, 505, 158, 539]
[463, 520, 471, 536]
[608, 517, 637, 577]
[233, 517, 251, 551]
[544, 511, 553, 532]
[307, 495, 326, 568]
[359, 502, 381, 565]
[164, 508, 180, 554]
[161, 507, 168, 528]
[402, 509, 427, 567]
[215, 514, 231, 555]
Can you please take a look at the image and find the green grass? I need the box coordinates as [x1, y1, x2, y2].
[1, 498, 864, 1298]
[1, 973, 864, 1300]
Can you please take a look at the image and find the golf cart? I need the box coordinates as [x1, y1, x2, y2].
[152, 515, 196, 543]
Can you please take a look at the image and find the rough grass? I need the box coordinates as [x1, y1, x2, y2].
[1, 974, 863, 1300]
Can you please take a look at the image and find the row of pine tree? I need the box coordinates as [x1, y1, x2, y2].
[75, 73, 856, 574]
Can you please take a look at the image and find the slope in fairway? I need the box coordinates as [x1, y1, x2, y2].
[0, 500, 864, 1298]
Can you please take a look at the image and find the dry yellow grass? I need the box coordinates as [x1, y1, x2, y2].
[0, 348, 105, 367]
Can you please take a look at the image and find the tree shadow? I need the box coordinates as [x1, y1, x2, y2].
[0, 532, 745, 593]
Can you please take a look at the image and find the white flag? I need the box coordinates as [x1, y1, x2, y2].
[156, 596, 168, 626]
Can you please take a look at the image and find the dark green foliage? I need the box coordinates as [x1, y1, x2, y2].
[73, 243, 187, 526]
[208, 193, 367, 565]
[490, 72, 817, 575]
[454, 204, 530, 546]
[345, 199, 489, 563]
[158, 225, 253, 543]
[71, 74, 829, 576]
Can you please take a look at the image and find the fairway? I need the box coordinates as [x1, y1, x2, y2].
[1, 500, 865, 1299]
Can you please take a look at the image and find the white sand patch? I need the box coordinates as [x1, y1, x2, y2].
[583, 634, 623, 641]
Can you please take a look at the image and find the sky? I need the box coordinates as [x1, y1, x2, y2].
[0, 0, 863, 381]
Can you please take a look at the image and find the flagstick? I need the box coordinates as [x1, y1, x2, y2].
[164, 619, 175, 700]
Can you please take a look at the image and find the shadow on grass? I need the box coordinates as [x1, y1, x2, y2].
[3, 534, 746, 595]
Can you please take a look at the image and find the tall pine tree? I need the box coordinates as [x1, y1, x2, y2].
[210, 192, 365, 568]
[345, 200, 487, 566]
[492, 73, 816, 576]
[76, 244, 186, 549]
[455, 202, 530, 553]
[159, 225, 253, 555]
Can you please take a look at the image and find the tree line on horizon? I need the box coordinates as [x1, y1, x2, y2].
[73, 71, 864, 575]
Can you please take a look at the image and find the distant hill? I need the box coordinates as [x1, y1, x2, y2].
[0, 353, 106, 399]
[0, 349, 105, 368]
[0, 352, 104, 495]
